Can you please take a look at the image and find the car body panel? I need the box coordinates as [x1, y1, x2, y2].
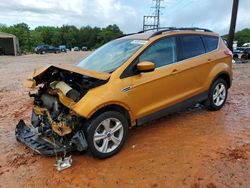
[72, 76, 135, 122]
[27, 64, 110, 83]
[70, 31, 232, 126]
[27, 30, 232, 128]
[17, 29, 233, 157]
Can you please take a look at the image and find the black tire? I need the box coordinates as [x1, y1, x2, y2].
[241, 54, 247, 59]
[205, 78, 228, 111]
[86, 111, 129, 159]
[233, 54, 238, 59]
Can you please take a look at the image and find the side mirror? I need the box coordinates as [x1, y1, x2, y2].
[137, 61, 155, 73]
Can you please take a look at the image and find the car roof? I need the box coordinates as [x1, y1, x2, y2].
[121, 32, 154, 40]
[120, 27, 219, 41]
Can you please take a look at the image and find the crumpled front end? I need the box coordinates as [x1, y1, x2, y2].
[16, 120, 82, 156]
[16, 64, 109, 156]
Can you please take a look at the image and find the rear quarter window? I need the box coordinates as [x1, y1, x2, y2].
[201, 35, 219, 52]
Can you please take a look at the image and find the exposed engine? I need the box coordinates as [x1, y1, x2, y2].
[31, 80, 82, 137]
[15, 66, 108, 155]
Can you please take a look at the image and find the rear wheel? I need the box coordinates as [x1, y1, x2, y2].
[241, 54, 247, 59]
[86, 111, 128, 159]
[233, 54, 238, 59]
[205, 78, 228, 111]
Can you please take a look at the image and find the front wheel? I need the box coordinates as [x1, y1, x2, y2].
[205, 78, 228, 111]
[86, 111, 129, 159]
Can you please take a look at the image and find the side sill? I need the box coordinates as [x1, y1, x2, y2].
[136, 91, 208, 126]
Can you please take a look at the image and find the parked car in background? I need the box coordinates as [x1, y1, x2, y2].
[81, 46, 88, 51]
[73, 46, 80, 51]
[242, 43, 250, 48]
[241, 48, 250, 59]
[59, 45, 67, 52]
[17, 27, 232, 159]
[35, 45, 60, 54]
[233, 49, 241, 59]
[237, 47, 245, 53]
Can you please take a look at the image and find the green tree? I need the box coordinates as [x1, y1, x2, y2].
[0, 22, 124, 53]
[79, 26, 101, 49]
[235, 28, 250, 46]
[60, 25, 79, 49]
[0, 24, 8, 32]
[96, 24, 123, 48]
[33, 26, 61, 46]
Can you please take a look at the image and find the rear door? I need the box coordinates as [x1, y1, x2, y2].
[175, 34, 218, 99]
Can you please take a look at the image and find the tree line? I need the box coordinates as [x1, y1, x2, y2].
[1, 23, 250, 53]
[0, 23, 124, 53]
[222, 28, 250, 47]
[234, 28, 250, 46]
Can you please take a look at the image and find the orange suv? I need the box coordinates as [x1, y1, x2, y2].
[16, 27, 232, 159]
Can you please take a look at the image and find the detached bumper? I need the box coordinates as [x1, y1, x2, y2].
[15, 120, 73, 156]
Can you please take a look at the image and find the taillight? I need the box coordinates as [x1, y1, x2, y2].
[224, 50, 233, 57]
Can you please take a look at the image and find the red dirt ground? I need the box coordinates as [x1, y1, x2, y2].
[0, 53, 249, 188]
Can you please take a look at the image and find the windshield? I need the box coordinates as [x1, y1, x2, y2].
[77, 39, 147, 72]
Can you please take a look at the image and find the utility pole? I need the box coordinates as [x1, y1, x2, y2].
[143, 0, 164, 31]
[227, 0, 239, 51]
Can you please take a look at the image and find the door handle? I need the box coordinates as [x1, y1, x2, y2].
[171, 69, 180, 75]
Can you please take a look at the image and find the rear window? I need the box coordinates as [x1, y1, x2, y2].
[180, 35, 206, 60]
[201, 35, 219, 52]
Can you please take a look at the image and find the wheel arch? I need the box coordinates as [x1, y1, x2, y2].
[206, 62, 232, 90]
[212, 71, 231, 89]
[88, 103, 134, 127]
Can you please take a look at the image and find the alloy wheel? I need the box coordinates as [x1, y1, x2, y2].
[93, 118, 124, 153]
[213, 83, 226, 106]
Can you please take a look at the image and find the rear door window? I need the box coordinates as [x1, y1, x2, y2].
[201, 35, 219, 52]
[180, 35, 206, 60]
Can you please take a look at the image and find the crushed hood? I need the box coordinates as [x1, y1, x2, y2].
[25, 64, 110, 88]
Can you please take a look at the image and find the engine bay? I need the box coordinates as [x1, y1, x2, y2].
[16, 65, 108, 156]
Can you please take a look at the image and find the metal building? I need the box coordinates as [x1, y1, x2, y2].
[0, 32, 20, 56]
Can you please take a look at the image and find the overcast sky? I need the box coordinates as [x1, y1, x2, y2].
[0, 0, 249, 35]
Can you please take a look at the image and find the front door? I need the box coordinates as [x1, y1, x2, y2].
[122, 36, 184, 119]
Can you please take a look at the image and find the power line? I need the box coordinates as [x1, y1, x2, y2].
[164, 0, 196, 16]
[143, 0, 165, 31]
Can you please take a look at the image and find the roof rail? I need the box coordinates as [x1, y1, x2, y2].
[122, 27, 213, 39]
[137, 27, 176, 33]
[149, 27, 213, 38]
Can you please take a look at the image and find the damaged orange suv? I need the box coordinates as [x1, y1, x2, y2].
[16, 27, 232, 159]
